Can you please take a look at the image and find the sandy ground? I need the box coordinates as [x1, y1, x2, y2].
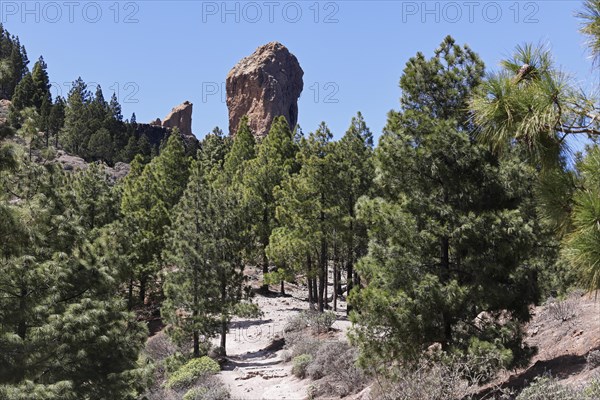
[215, 281, 352, 400]
[213, 279, 600, 399]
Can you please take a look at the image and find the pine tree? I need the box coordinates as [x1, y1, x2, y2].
[198, 127, 231, 181]
[334, 112, 374, 309]
[17, 107, 40, 159]
[61, 78, 92, 157]
[88, 128, 114, 163]
[70, 162, 118, 232]
[223, 116, 256, 184]
[109, 92, 122, 122]
[163, 160, 247, 356]
[0, 153, 147, 399]
[563, 145, 600, 291]
[579, 0, 600, 66]
[39, 97, 51, 146]
[268, 122, 340, 310]
[469, 43, 598, 167]
[244, 116, 298, 292]
[120, 133, 190, 305]
[7, 38, 28, 98]
[30, 56, 51, 110]
[8, 72, 33, 127]
[48, 96, 65, 147]
[350, 37, 541, 371]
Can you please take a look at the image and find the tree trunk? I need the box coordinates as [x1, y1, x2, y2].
[324, 263, 328, 311]
[333, 256, 338, 311]
[440, 236, 450, 282]
[139, 275, 146, 304]
[318, 192, 327, 312]
[127, 278, 134, 310]
[307, 272, 314, 310]
[261, 208, 270, 293]
[312, 277, 318, 309]
[17, 286, 27, 340]
[193, 329, 200, 358]
[318, 240, 326, 313]
[280, 280, 285, 295]
[346, 216, 354, 315]
[307, 254, 314, 310]
[220, 319, 227, 355]
[220, 276, 227, 355]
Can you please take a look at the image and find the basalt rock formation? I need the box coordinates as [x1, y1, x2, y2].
[226, 42, 304, 138]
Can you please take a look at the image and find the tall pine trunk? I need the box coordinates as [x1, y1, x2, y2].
[346, 216, 354, 315]
[139, 275, 147, 304]
[312, 277, 318, 308]
[260, 208, 270, 293]
[318, 241, 327, 313]
[220, 278, 227, 355]
[333, 256, 338, 311]
[127, 278, 134, 310]
[440, 229, 451, 347]
[307, 255, 315, 310]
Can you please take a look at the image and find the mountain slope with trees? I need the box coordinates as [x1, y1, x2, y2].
[0, 2, 599, 398]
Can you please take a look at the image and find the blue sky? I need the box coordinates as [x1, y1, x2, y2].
[2, 1, 597, 141]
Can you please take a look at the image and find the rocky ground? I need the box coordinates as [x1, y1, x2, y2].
[215, 280, 352, 400]
[215, 281, 599, 400]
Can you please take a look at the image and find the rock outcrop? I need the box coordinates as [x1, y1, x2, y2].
[54, 150, 131, 183]
[162, 101, 193, 136]
[226, 42, 303, 138]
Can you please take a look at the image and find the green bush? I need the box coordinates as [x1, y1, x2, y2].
[466, 337, 514, 382]
[166, 356, 220, 389]
[165, 352, 190, 374]
[292, 354, 313, 379]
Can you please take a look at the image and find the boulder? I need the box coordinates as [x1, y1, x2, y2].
[226, 42, 303, 138]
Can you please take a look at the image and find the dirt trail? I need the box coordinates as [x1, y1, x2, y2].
[216, 283, 351, 400]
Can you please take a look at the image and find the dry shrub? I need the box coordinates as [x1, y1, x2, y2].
[306, 341, 368, 398]
[545, 297, 577, 322]
[370, 351, 512, 400]
[515, 376, 581, 400]
[284, 311, 336, 335]
[145, 331, 177, 363]
[292, 354, 313, 378]
[182, 376, 231, 400]
[372, 360, 471, 400]
[284, 331, 321, 359]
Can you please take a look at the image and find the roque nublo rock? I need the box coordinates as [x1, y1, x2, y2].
[226, 42, 304, 138]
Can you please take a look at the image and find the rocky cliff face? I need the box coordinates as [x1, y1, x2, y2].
[161, 101, 193, 136]
[226, 42, 303, 138]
